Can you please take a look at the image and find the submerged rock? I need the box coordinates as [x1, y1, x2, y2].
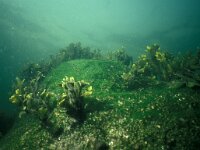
[1, 59, 200, 150]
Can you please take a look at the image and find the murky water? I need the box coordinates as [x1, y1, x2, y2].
[0, 1, 200, 149]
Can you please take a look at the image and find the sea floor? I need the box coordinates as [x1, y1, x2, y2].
[0, 59, 200, 149]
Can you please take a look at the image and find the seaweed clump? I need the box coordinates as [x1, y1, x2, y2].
[121, 44, 200, 90]
[58, 76, 92, 122]
[9, 72, 57, 121]
[121, 44, 173, 89]
[9, 75, 93, 135]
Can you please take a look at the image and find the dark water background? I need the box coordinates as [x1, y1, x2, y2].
[0, 0, 200, 115]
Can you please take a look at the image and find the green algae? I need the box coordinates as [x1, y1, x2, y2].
[1, 59, 200, 149]
[41, 59, 125, 94]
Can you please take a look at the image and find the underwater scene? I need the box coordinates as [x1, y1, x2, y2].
[0, 0, 200, 149]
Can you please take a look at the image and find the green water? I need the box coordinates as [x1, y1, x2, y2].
[0, 0, 200, 149]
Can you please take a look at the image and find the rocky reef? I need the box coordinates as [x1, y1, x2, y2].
[1, 43, 200, 149]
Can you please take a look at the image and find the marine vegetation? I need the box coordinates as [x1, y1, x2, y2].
[58, 76, 92, 122]
[107, 47, 133, 65]
[3, 43, 200, 149]
[18, 42, 132, 85]
[169, 49, 200, 89]
[49, 42, 102, 68]
[9, 72, 57, 121]
[19, 42, 102, 83]
[121, 44, 200, 89]
[9, 72, 93, 136]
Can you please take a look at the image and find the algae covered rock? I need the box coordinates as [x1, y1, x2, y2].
[42, 59, 125, 93]
[2, 53, 200, 149]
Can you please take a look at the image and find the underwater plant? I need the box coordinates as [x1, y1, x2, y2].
[58, 76, 93, 122]
[121, 44, 174, 89]
[113, 48, 133, 65]
[106, 48, 133, 66]
[10, 71, 93, 137]
[42, 76, 93, 135]
[57, 42, 103, 62]
[170, 50, 200, 89]
[20, 63, 46, 81]
[121, 44, 200, 90]
[9, 73, 57, 121]
[19, 42, 103, 85]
